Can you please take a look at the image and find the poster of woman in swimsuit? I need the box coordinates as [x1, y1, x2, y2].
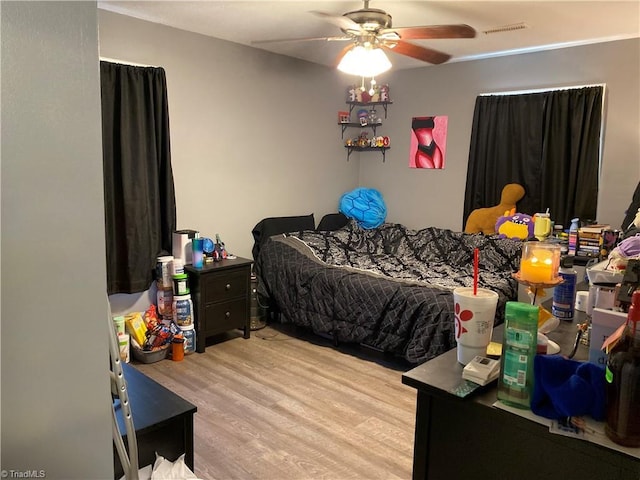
[410, 116, 448, 169]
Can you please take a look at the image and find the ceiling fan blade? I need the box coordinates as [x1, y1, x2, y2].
[310, 10, 363, 33]
[252, 35, 351, 45]
[334, 44, 355, 68]
[381, 24, 476, 40]
[382, 40, 451, 65]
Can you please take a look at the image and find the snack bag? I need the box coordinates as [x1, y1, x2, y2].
[144, 304, 160, 328]
[125, 312, 147, 346]
[145, 322, 173, 350]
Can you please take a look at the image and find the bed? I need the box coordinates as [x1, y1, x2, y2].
[254, 216, 522, 365]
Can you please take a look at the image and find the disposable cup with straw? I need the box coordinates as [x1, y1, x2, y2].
[453, 248, 499, 364]
[474, 247, 479, 295]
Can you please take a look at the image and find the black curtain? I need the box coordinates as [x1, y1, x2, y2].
[101, 61, 176, 294]
[463, 86, 602, 230]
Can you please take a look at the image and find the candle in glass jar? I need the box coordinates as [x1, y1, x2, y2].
[519, 242, 560, 284]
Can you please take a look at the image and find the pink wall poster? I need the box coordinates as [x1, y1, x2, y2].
[409, 116, 448, 169]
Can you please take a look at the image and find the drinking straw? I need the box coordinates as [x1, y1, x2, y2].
[473, 248, 479, 295]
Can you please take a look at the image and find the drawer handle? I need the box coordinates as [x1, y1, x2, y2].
[225, 311, 231, 318]
[225, 283, 231, 290]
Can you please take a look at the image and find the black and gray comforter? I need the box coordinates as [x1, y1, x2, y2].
[256, 221, 522, 365]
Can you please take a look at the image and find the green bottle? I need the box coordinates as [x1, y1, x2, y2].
[497, 301, 539, 409]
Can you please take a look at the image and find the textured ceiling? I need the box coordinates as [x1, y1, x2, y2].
[98, 1, 640, 70]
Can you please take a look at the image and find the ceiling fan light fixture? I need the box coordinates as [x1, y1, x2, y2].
[337, 45, 392, 77]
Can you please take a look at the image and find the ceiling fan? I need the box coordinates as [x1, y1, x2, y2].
[252, 0, 476, 67]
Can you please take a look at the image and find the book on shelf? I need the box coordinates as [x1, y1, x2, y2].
[578, 231, 603, 240]
[577, 253, 601, 259]
[578, 246, 601, 254]
[579, 224, 610, 234]
[577, 245, 601, 252]
[578, 238, 602, 246]
[578, 240, 601, 247]
[576, 245, 602, 252]
[578, 233, 602, 240]
[577, 226, 607, 255]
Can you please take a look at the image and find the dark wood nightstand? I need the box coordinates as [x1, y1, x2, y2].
[185, 257, 253, 353]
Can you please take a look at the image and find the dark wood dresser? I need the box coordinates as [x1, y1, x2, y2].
[402, 313, 640, 480]
[185, 256, 253, 353]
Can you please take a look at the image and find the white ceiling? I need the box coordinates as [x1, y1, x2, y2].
[98, 1, 640, 70]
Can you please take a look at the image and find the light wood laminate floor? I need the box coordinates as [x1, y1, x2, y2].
[134, 325, 416, 480]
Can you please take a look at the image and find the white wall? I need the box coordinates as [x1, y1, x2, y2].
[364, 39, 640, 232]
[98, 10, 359, 262]
[1, 2, 113, 478]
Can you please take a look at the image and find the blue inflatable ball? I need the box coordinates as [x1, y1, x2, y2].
[339, 187, 387, 229]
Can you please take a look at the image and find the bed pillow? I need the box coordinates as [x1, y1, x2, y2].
[317, 212, 349, 231]
[339, 187, 387, 229]
[251, 214, 315, 260]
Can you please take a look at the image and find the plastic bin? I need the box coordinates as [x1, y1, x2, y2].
[131, 345, 169, 364]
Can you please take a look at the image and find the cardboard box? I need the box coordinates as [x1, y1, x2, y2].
[589, 307, 627, 366]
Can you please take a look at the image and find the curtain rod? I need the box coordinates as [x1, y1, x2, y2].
[479, 83, 606, 96]
[99, 56, 156, 68]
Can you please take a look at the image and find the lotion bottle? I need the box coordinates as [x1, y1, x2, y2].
[497, 301, 539, 409]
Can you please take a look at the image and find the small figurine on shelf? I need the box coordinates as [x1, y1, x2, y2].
[338, 111, 350, 123]
[357, 131, 369, 147]
[347, 85, 365, 102]
[357, 109, 369, 126]
[370, 83, 381, 102]
[368, 108, 377, 125]
[380, 84, 390, 102]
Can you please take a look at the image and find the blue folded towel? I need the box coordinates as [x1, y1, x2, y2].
[531, 355, 606, 421]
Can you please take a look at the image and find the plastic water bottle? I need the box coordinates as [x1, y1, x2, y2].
[568, 218, 579, 255]
[552, 256, 578, 321]
[192, 232, 204, 268]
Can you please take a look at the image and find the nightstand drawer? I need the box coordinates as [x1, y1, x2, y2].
[203, 268, 248, 301]
[204, 298, 248, 333]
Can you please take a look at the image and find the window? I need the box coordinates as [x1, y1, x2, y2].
[463, 85, 604, 230]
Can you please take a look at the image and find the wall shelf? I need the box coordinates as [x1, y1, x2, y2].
[340, 90, 391, 162]
[338, 121, 383, 138]
[345, 146, 390, 162]
[346, 101, 392, 118]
